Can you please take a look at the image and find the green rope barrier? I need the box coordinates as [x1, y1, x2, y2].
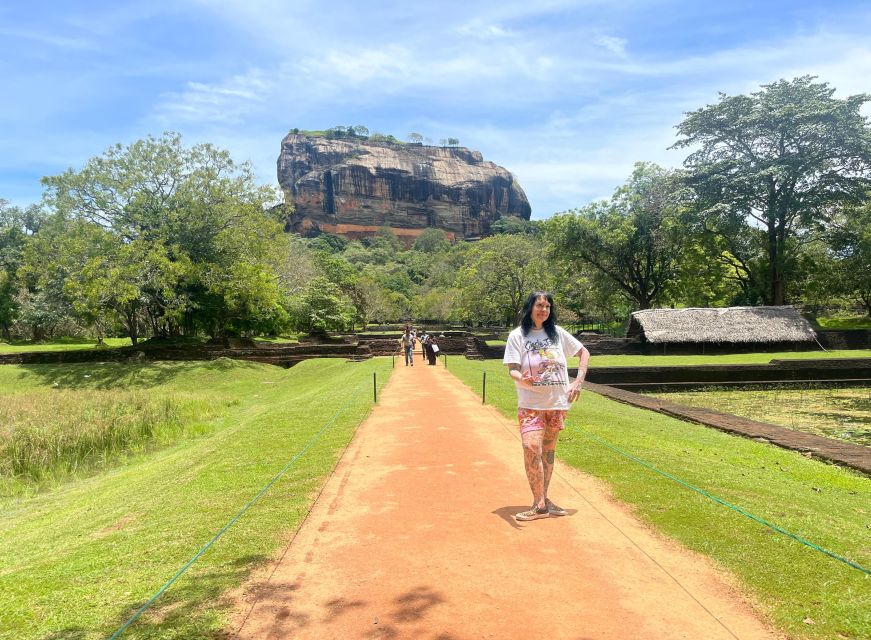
[108, 373, 382, 639]
[566, 423, 870, 576]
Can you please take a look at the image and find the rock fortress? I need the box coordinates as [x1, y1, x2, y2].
[277, 131, 531, 242]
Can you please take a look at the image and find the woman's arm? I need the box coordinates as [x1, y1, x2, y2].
[567, 345, 590, 402]
[506, 363, 534, 388]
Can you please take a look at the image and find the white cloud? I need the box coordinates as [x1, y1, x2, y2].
[593, 35, 628, 57]
[453, 22, 514, 39]
[153, 69, 274, 125]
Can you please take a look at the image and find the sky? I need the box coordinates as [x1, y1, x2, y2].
[2, 0, 871, 219]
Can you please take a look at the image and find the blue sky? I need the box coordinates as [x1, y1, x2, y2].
[2, 0, 871, 218]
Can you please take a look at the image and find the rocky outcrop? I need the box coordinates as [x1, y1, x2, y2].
[277, 133, 531, 240]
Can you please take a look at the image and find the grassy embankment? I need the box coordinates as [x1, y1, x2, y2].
[0, 337, 133, 353]
[481, 346, 871, 367]
[589, 350, 871, 367]
[0, 357, 392, 639]
[652, 385, 870, 446]
[446, 357, 870, 640]
[815, 316, 871, 329]
[0, 335, 303, 354]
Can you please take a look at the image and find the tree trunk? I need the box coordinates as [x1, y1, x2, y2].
[767, 221, 780, 305]
[861, 292, 871, 318]
[126, 311, 138, 346]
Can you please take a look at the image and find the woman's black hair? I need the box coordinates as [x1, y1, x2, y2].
[519, 291, 558, 341]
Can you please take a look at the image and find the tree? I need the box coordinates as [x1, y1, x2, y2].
[447, 137, 460, 147]
[490, 217, 540, 236]
[41, 133, 284, 339]
[413, 287, 460, 323]
[14, 214, 86, 341]
[294, 277, 354, 336]
[64, 236, 183, 345]
[412, 228, 450, 253]
[0, 201, 49, 340]
[829, 201, 871, 315]
[407, 132, 424, 144]
[673, 76, 871, 305]
[544, 163, 691, 310]
[455, 234, 550, 325]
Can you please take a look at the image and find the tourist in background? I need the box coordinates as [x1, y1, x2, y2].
[503, 291, 590, 521]
[399, 328, 415, 366]
[420, 331, 432, 363]
[427, 334, 439, 365]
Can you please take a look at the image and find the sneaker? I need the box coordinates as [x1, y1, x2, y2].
[546, 499, 568, 517]
[515, 506, 550, 521]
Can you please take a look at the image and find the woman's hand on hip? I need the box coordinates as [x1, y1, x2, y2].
[568, 379, 583, 402]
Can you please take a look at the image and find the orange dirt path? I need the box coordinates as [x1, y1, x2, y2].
[230, 358, 780, 639]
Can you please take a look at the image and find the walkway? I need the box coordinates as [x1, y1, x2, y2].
[230, 358, 778, 639]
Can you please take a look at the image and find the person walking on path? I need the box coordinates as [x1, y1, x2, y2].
[399, 328, 416, 366]
[503, 290, 590, 521]
[420, 331, 432, 364]
[427, 334, 439, 365]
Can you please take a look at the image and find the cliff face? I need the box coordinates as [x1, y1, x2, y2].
[277, 133, 531, 241]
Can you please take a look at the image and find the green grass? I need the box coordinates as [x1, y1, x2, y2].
[0, 389, 222, 494]
[446, 357, 871, 640]
[589, 349, 871, 367]
[0, 337, 132, 353]
[0, 357, 392, 639]
[816, 316, 871, 330]
[651, 385, 871, 446]
[253, 334, 300, 345]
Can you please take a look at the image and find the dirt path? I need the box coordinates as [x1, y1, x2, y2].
[230, 358, 780, 639]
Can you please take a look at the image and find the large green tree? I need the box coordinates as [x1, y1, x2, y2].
[0, 201, 51, 340]
[455, 234, 550, 325]
[829, 201, 871, 315]
[40, 133, 284, 339]
[544, 162, 690, 310]
[674, 76, 871, 305]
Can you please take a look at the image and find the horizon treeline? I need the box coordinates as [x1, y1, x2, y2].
[1, 76, 870, 344]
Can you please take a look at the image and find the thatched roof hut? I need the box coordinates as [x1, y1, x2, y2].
[628, 306, 816, 345]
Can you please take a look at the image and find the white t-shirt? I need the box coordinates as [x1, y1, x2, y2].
[502, 325, 584, 410]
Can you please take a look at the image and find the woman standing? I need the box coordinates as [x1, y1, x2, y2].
[503, 291, 590, 521]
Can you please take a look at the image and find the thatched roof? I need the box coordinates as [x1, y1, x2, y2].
[629, 306, 817, 344]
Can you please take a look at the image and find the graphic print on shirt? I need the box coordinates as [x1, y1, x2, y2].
[521, 337, 566, 387]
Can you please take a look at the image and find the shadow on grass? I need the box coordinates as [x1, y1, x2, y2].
[97, 553, 270, 640]
[17, 358, 245, 391]
[40, 630, 87, 640]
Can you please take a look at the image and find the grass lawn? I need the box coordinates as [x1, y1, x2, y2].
[0, 337, 133, 353]
[481, 346, 871, 366]
[588, 349, 871, 367]
[446, 357, 871, 640]
[816, 316, 871, 330]
[0, 357, 392, 640]
[253, 335, 299, 345]
[651, 385, 871, 446]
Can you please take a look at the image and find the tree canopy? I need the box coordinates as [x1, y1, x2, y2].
[674, 76, 871, 305]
